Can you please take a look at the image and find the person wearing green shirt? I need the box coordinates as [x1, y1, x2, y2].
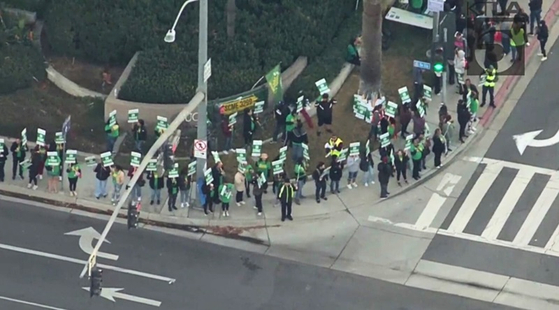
[294, 159, 307, 205]
[66, 162, 81, 197]
[410, 139, 423, 180]
[46, 156, 61, 194]
[346, 37, 360, 66]
[218, 183, 233, 217]
[256, 154, 272, 193]
[285, 110, 297, 146]
[166, 176, 179, 212]
[468, 93, 479, 134]
[244, 164, 254, 198]
[104, 120, 120, 153]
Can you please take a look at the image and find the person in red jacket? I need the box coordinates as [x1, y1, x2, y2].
[221, 115, 233, 154]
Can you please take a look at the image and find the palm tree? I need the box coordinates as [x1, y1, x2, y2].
[359, 0, 384, 101]
[226, 0, 236, 38]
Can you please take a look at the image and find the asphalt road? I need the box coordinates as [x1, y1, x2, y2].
[484, 37, 559, 170]
[0, 197, 519, 310]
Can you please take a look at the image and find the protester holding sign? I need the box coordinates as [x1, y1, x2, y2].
[346, 154, 360, 189]
[234, 167, 246, 207]
[104, 115, 119, 153]
[10, 138, 26, 180]
[273, 100, 289, 143]
[27, 150, 40, 190]
[244, 163, 254, 198]
[45, 152, 61, 194]
[410, 139, 423, 180]
[65, 162, 81, 196]
[251, 171, 264, 216]
[290, 120, 308, 162]
[127, 166, 144, 201]
[315, 93, 336, 136]
[219, 183, 234, 217]
[94, 159, 110, 199]
[132, 119, 148, 153]
[284, 109, 298, 146]
[256, 154, 271, 193]
[294, 159, 307, 205]
[0, 141, 8, 182]
[312, 162, 328, 203]
[220, 115, 234, 154]
[178, 168, 192, 208]
[243, 109, 257, 149]
[34, 145, 47, 180]
[147, 171, 164, 205]
[166, 177, 180, 212]
[201, 181, 215, 215]
[110, 165, 125, 206]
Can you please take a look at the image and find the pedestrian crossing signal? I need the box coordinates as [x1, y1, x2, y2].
[431, 43, 445, 74]
[90, 267, 103, 297]
[127, 201, 139, 229]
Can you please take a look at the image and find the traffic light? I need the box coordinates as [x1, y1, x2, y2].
[90, 267, 103, 297]
[431, 42, 445, 75]
[127, 201, 139, 229]
[162, 142, 174, 171]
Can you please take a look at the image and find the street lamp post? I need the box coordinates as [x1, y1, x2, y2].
[165, 0, 208, 183]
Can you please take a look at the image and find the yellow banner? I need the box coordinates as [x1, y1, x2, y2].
[221, 95, 259, 115]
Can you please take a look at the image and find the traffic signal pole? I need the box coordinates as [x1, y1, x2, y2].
[432, 11, 447, 105]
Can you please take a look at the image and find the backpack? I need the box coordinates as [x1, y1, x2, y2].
[359, 158, 369, 171]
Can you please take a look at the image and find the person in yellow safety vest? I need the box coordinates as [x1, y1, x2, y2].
[480, 66, 496, 108]
[510, 19, 529, 63]
[104, 119, 120, 153]
[325, 135, 343, 160]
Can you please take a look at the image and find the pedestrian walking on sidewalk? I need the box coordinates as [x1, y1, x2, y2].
[294, 159, 307, 205]
[329, 160, 342, 194]
[457, 100, 471, 143]
[432, 128, 446, 168]
[361, 151, 375, 186]
[529, 0, 543, 34]
[252, 173, 264, 215]
[27, 151, 40, 190]
[34, 145, 46, 180]
[111, 165, 125, 205]
[127, 166, 144, 201]
[166, 176, 179, 212]
[94, 161, 110, 199]
[312, 162, 328, 203]
[0, 142, 8, 182]
[178, 168, 191, 208]
[378, 156, 392, 199]
[219, 183, 233, 217]
[411, 139, 423, 180]
[67, 162, 81, 196]
[132, 119, 147, 153]
[278, 177, 295, 222]
[315, 93, 336, 136]
[346, 154, 360, 189]
[234, 167, 246, 207]
[201, 181, 214, 215]
[10, 139, 26, 180]
[537, 20, 549, 61]
[147, 171, 164, 205]
[394, 149, 409, 186]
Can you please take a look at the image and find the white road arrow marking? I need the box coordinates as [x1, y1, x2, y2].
[82, 287, 161, 307]
[512, 129, 559, 155]
[65, 227, 119, 261]
[0, 295, 69, 310]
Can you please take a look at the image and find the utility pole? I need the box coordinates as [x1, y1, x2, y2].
[196, 0, 208, 181]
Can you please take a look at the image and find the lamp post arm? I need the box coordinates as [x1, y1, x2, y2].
[171, 0, 199, 31]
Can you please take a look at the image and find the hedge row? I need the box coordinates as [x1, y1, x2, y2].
[0, 42, 47, 94]
[42, 0, 357, 103]
[0, 0, 47, 14]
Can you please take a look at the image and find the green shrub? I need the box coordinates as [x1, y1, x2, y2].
[0, 0, 47, 13]
[0, 42, 47, 94]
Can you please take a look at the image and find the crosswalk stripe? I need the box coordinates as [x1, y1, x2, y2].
[463, 156, 556, 176]
[481, 169, 535, 240]
[447, 162, 504, 234]
[513, 175, 559, 247]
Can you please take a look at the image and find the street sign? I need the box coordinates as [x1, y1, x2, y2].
[413, 60, 431, 70]
[194, 139, 207, 159]
[204, 59, 211, 83]
[428, 0, 445, 12]
[62, 115, 71, 137]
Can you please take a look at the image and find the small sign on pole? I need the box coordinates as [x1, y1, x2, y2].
[204, 59, 212, 83]
[194, 139, 207, 159]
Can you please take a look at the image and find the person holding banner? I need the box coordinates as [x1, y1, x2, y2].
[10, 138, 26, 180]
[67, 162, 82, 196]
[27, 150, 40, 190]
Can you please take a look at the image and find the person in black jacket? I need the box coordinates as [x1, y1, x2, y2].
[277, 177, 295, 222]
[315, 93, 336, 136]
[393, 149, 409, 186]
[132, 119, 148, 153]
[10, 139, 26, 180]
[0, 141, 8, 182]
[312, 162, 328, 203]
[94, 161, 111, 199]
[432, 128, 446, 168]
[178, 168, 192, 208]
[201, 181, 214, 215]
[457, 100, 471, 143]
[378, 156, 392, 198]
[290, 120, 308, 162]
[243, 109, 257, 148]
[361, 151, 375, 186]
[273, 101, 290, 143]
[329, 161, 342, 194]
[166, 176, 179, 211]
[147, 171, 164, 205]
[537, 20, 549, 60]
[27, 150, 40, 190]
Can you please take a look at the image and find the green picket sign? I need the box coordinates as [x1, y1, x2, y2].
[65, 150, 77, 164]
[168, 163, 179, 178]
[366, 140, 370, 154]
[55, 132, 65, 144]
[37, 128, 46, 147]
[404, 134, 414, 151]
[315, 78, 330, 95]
[385, 101, 398, 118]
[380, 132, 390, 148]
[85, 156, 97, 167]
[272, 159, 284, 175]
[257, 172, 266, 187]
[296, 96, 304, 113]
[146, 159, 157, 171]
[416, 100, 425, 118]
[156, 116, 168, 131]
[252, 140, 262, 157]
[46, 151, 59, 166]
[212, 151, 221, 164]
[423, 85, 433, 101]
[254, 101, 265, 114]
[100, 151, 113, 167]
[279, 146, 287, 161]
[338, 148, 348, 162]
[228, 112, 238, 126]
[109, 110, 117, 127]
[130, 151, 141, 167]
[302, 143, 310, 161]
[204, 168, 214, 184]
[0, 138, 4, 151]
[236, 148, 247, 163]
[128, 109, 139, 123]
[349, 142, 360, 156]
[21, 128, 27, 145]
[398, 87, 411, 104]
[187, 161, 196, 176]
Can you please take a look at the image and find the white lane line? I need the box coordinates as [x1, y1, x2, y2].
[447, 162, 503, 234]
[481, 169, 534, 240]
[0, 243, 176, 283]
[414, 193, 447, 230]
[462, 156, 556, 176]
[0, 295, 70, 310]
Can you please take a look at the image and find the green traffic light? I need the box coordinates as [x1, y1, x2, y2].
[433, 63, 444, 73]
